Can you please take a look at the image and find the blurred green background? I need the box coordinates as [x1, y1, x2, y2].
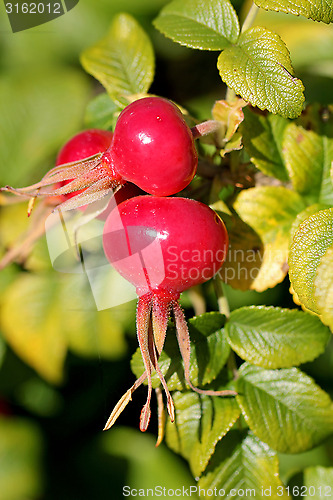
[0, 1, 333, 498]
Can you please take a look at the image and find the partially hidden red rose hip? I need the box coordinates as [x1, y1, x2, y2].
[102, 195, 235, 439]
[54, 128, 114, 204]
[54, 128, 144, 216]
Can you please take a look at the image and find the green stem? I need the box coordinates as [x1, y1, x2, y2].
[225, 86, 236, 103]
[214, 277, 230, 318]
[241, 2, 259, 34]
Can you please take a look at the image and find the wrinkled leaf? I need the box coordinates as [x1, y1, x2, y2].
[226, 306, 330, 368]
[218, 27, 304, 118]
[154, 0, 239, 50]
[212, 98, 246, 156]
[282, 123, 333, 204]
[241, 107, 289, 181]
[314, 246, 333, 331]
[289, 208, 333, 313]
[289, 203, 330, 243]
[131, 312, 230, 390]
[165, 391, 241, 478]
[233, 186, 306, 291]
[81, 13, 154, 105]
[254, 0, 333, 24]
[199, 432, 288, 498]
[237, 364, 333, 453]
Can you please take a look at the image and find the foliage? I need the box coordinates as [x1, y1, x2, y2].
[0, 0, 333, 497]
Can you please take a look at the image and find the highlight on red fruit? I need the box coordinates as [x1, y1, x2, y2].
[1, 97, 199, 212]
[102, 196, 235, 440]
[109, 97, 198, 196]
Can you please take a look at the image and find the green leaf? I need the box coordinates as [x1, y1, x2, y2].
[0, 69, 90, 186]
[199, 432, 288, 498]
[289, 208, 333, 313]
[212, 98, 246, 156]
[131, 312, 230, 390]
[1, 273, 67, 384]
[241, 108, 289, 181]
[0, 417, 43, 500]
[0, 273, 129, 383]
[282, 124, 333, 204]
[253, 0, 333, 24]
[233, 186, 306, 292]
[217, 27, 304, 118]
[153, 0, 239, 51]
[165, 391, 241, 478]
[304, 467, 333, 498]
[237, 364, 333, 453]
[289, 203, 330, 243]
[80, 13, 154, 104]
[84, 93, 122, 130]
[225, 306, 330, 368]
[314, 247, 333, 331]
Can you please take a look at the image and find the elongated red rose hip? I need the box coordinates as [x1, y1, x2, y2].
[102, 196, 235, 439]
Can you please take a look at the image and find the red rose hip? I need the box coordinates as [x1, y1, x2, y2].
[102, 196, 235, 439]
[109, 97, 198, 196]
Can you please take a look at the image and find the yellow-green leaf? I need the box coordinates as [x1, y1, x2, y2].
[289, 208, 333, 313]
[225, 306, 330, 369]
[80, 13, 154, 105]
[233, 186, 306, 292]
[254, 0, 333, 24]
[289, 203, 330, 243]
[237, 364, 333, 453]
[217, 211, 264, 291]
[0, 272, 129, 383]
[314, 246, 333, 331]
[217, 27, 304, 118]
[282, 124, 333, 204]
[1, 273, 67, 384]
